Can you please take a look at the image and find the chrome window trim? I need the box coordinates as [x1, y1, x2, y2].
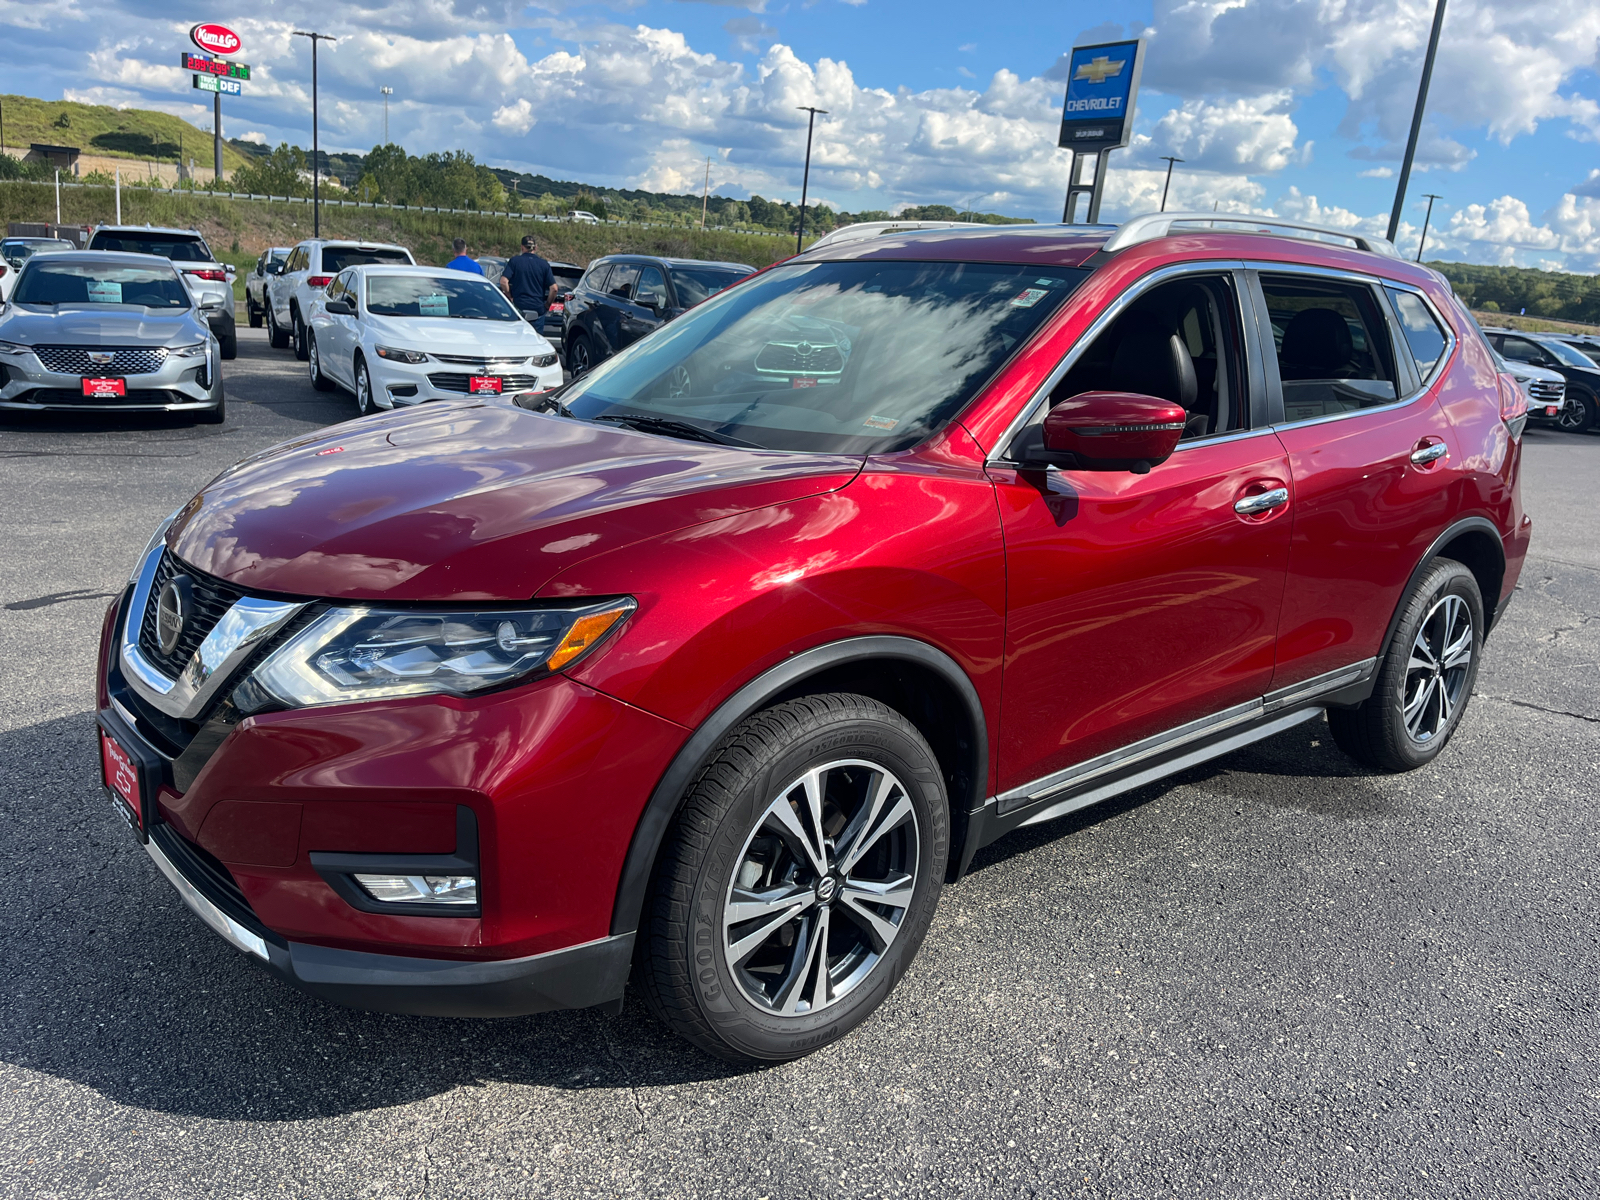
[119, 542, 307, 720]
[986, 259, 1250, 465]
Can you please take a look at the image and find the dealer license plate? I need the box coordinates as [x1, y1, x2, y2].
[100, 728, 143, 833]
[82, 377, 127, 398]
[469, 376, 503, 395]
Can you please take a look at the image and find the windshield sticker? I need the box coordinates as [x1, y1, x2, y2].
[87, 280, 123, 303]
[792, 377, 819, 389]
[418, 293, 450, 317]
[1034, 278, 1057, 287]
[1010, 288, 1049, 308]
[863, 414, 899, 430]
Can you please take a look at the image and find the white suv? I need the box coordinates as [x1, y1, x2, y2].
[268, 239, 414, 360]
[86, 226, 239, 358]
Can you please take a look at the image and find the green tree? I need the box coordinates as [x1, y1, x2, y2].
[230, 143, 311, 197]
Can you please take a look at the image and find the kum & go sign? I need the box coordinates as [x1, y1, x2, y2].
[190, 23, 242, 56]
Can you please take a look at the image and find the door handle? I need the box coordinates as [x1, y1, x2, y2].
[1234, 487, 1289, 516]
[1410, 442, 1448, 465]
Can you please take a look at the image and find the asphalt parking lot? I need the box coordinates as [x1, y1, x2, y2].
[1, 327, 1596, 1199]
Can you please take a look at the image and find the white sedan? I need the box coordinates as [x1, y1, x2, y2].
[304, 265, 563, 414]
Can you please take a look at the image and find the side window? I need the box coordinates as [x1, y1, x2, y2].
[584, 263, 612, 294]
[1051, 274, 1245, 440]
[1497, 336, 1546, 366]
[1261, 274, 1399, 424]
[1386, 289, 1449, 379]
[607, 263, 640, 301]
[635, 266, 667, 308]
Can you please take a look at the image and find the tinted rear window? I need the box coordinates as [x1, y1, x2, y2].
[321, 247, 412, 272]
[669, 265, 753, 307]
[88, 231, 213, 262]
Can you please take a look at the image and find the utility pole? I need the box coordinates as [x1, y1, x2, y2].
[701, 156, 711, 230]
[795, 106, 828, 254]
[1387, 0, 1448, 244]
[1415, 193, 1443, 262]
[293, 30, 337, 237]
[1158, 156, 1183, 212]
[381, 86, 393, 145]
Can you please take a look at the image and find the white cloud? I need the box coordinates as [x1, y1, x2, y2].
[240, 131, 269, 145]
[1359, 166, 1393, 179]
[1148, 92, 1304, 174]
[493, 98, 536, 135]
[724, 16, 777, 53]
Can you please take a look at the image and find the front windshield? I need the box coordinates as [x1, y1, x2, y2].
[669, 265, 753, 307]
[89, 233, 213, 262]
[559, 259, 1090, 453]
[1540, 338, 1598, 369]
[366, 274, 520, 321]
[14, 262, 189, 308]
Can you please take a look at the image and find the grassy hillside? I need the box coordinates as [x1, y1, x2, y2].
[0, 95, 250, 172]
[0, 181, 804, 297]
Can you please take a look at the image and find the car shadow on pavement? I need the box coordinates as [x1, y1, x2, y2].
[0, 713, 751, 1124]
[965, 715, 1397, 878]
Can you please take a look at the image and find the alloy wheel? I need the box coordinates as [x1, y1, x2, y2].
[666, 364, 692, 397]
[722, 758, 920, 1016]
[356, 362, 372, 414]
[1402, 593, 1473, 743]
[308, 336, 321, 383]
[570, 337, 591, 375]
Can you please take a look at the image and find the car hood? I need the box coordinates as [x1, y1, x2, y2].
[168, 401, 862, 601]
[364, 314, 554, 355]
[0, 306, 205, 345]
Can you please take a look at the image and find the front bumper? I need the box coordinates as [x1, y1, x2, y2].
[369, 355, 563, 408]
[0, 347, 220, 412]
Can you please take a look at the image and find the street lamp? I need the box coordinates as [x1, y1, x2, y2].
[381, 86, 393, 145]
[1416, 193, 1443, 262]
[1158, 156, 1184, 212]
[293, 30, 337, 237]
[795, 105, 828, 254]
[1387, 0, 1448, 244]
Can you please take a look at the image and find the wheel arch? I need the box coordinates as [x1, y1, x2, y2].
[607, 635, 989, 938]
[1380, 516, 1506, 659]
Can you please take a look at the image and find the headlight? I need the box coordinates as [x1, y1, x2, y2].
[531, 353, 559, 367]
[170, 341, 208, 358]
[244, 598, 635, 708]
[128, 507, 182, 584]
[0, 341, 32, 356]
[375, 345, 429, 364]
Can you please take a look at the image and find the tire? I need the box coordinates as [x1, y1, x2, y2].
[218, 329, 237, 361]
[1555, 390, 1597, 434]
[308, 332, 336, 393]
[194, 382, 225, 425]
[267, 306, 290, 350]
[640, 693, 949, 1065]
[293, 312, 309, 361]
[247, 298, 263, 329]
[567, 331, 594, 375]
[1329, 558, 1483, 773]
[354, 357, 375, 415]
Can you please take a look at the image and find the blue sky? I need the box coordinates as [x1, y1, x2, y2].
[8, 0, 1600, 268]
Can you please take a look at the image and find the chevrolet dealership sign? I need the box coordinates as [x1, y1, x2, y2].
[1058, 39, 1144, 150]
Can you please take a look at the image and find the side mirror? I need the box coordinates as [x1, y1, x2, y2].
[225, 265, 237, 281]
[199, 294, 227, 311]
[265, 263, 283, 276]
[325, 298, 355, 316]
[1029, 391, 1187, 474]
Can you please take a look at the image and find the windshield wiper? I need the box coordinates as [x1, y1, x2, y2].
[590, 412, 759, 448]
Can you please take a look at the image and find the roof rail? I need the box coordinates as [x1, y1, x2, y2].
[1101, 212, 1402, 258]
[806, 220, 989, 252]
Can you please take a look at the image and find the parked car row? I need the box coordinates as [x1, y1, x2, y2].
[1482, 326, 1600, 433]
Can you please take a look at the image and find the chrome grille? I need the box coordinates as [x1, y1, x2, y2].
[429, 354, 531, 367]
[755, 340, 845, 375]
[427, 373, 541, 393]
[1527, 379, 1565, 404]
[33, 345, 169, 375]
[136, 549, 249, 680]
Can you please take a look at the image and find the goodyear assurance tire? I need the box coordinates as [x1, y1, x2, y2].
[1329, 559, 1483, 773]
[641, 694, 948, 1065]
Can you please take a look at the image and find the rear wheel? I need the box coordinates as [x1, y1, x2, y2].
[1329, 559, 1483, 772]
[308, 332, 336, 392]
[567, 332, 594, 375]
[1556, 390, 1597, 433]
[641, 694, 949, 1065]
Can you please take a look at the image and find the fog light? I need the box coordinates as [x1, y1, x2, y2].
[354, 873, 478, 906]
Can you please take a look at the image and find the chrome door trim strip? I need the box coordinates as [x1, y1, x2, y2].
[120, 543, 306, 720]
[1017, 706, 1322, 829]
[1262, 657, 1378, 714]
[986, 259, 1250, 466]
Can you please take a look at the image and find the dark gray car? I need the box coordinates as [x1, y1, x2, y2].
[0, 251, 226, 423]
[563, 255, 754, 373]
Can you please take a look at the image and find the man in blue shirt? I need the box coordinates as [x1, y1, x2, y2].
[445, 238, 484, 275]
[499, 235, 556, 333]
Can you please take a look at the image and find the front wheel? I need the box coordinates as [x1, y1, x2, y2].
[641, 694, 949, 1065]
[354, 357, 375, 415]
[246, 298, 263, 329]
[293, 313, 309, 362]
[1556, 391, 1597, 434]
[267, 305, 290, 350]
[1329, 558, 1483, 772]
[308, 332, 336, 392]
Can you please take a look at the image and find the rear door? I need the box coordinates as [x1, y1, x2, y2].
[597, 262, 640, 356]
[992, 266, 1294, 803]
[623, 266, 669, 347]
[1252, 268, 1459, 692]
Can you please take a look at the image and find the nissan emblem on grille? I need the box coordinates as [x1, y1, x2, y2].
[156, 575, 194, 657]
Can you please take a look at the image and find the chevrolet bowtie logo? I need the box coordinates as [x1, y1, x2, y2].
[1074, 56, 1125, 84]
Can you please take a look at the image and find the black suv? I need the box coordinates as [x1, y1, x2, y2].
[563, 255, 754, 373]
[1483, 328, 1600, 433]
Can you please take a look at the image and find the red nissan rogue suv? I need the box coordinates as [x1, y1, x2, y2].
[97, 213, 1529, 1064]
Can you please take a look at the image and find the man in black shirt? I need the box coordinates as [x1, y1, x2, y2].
[499, 235, 557, 333]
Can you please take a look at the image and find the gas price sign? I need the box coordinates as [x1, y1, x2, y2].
[182, 52, 250, 80]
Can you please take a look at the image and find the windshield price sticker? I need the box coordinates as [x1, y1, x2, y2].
[419, 293, 451, 317]
[469, 376, 503, 394]
[86, 280, 123, 303]
[1011, 288, 1050, 308]
[82, 378, 127, 397]
[863, 414, 900, 430]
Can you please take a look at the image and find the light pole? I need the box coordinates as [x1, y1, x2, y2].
[1158, 156, 1184, 212]
[795, 105, 828, 254]
[1387, 0, 1448, 244]
[293, 30, 337, 237]
[1415, 193, 1443, 262]
[381, 86, 393, 145]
